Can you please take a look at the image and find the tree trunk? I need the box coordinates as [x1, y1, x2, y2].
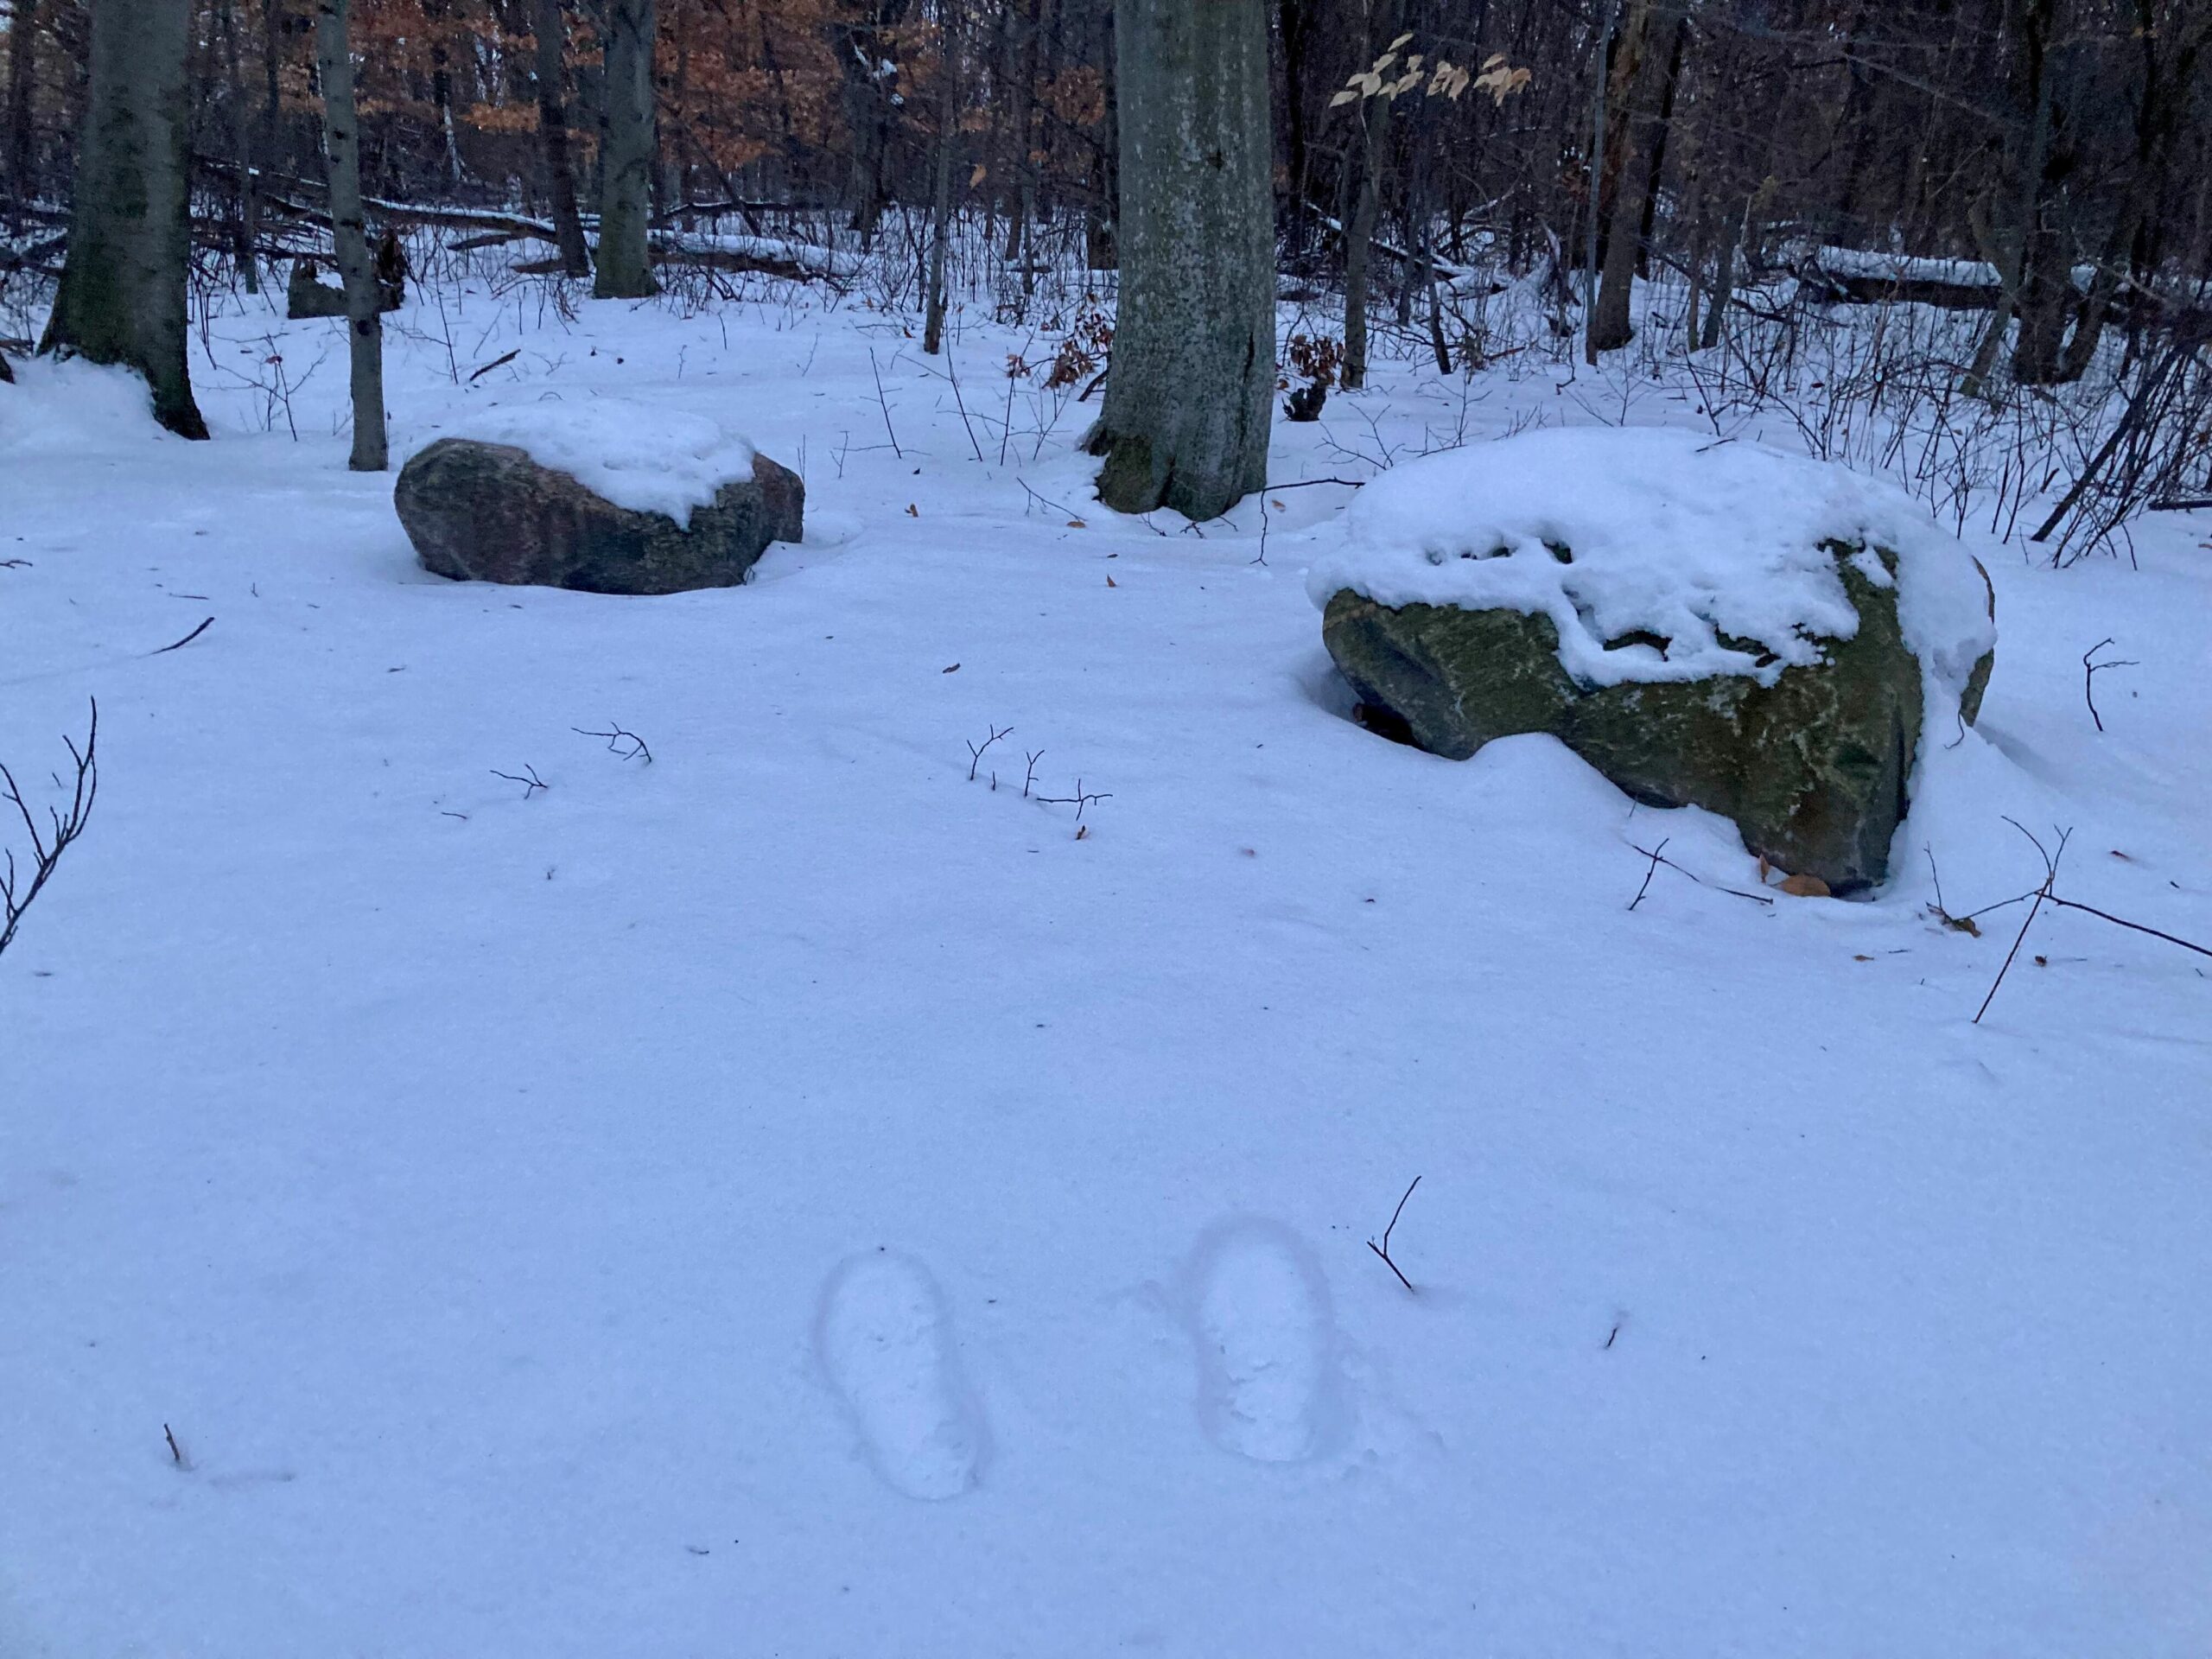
[314, 0, 386, 471]
[1085, 0, 1274, 521]
[1699, 203, 1738, 352]
[1590, 0, 1654, 354]
[219, 0, 259, 292]
[922, 5, 957, 355]
[39, 0, 207, 440]
[6, 0, 36, 206]
[593, 0, 658, 298]
[1342, 0, 1401, 393]
[534, 0, 592, 276]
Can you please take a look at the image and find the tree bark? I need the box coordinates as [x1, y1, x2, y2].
[593, 0, 658, 298]
[5, 0, 36, 206]
[218, 0, 259, 292]
[314, 0, 386, 471]
[533, 0, 592, 276]
[39, 0, 207, 440]
[922, 3, 957, 355]
[1085, 0, 1274, 521]
[1341, 0, 1401, 393]
[1589, 0, 1654, 354]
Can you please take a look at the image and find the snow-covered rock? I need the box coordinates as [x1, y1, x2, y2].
[394, 398, 801, 594]
[1313, 429, 1998, 892]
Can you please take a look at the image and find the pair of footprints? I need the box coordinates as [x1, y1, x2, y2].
[817, 1219, 1344, 1500]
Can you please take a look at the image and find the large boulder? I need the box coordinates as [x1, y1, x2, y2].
[1311, 430, 1998, 895]
[395, 435, 802, 595]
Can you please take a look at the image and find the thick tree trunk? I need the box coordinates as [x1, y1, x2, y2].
[314, 0, 386, 471]
[1085, 0, 1274, 521]
[534, 0, 592, 276]
[593, 0, 658, 299]
[39, 0, 207, 440]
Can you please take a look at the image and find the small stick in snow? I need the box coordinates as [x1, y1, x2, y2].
[2080, 638, 2139, 734]
[966, 724, 1013, 783]
[467, 347, 521, 382]
[1022, 750, 1044, 799]
[1970, 819, 2210, 1025]
[575, 723, 652, 764]
[1366, 1176, 1421, 1294]
[491, 765, 548, 798]
[1628, 836, 1670, 912]
[1975, 823, 2069, 1025]
[151, 616, 215, 655]
[1033, 779, 1111, 823]
[868, 348, 903, 460]
[1628, 842, 1775, 907]
[163, 1423, 186, 1466]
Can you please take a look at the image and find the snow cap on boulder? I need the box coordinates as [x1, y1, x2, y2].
[1308, 426, 1996, 717]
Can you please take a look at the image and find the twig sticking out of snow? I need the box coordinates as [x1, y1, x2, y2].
[2081, 638, 2139, 734]
[966, 724, 1012, 783]
[0, 700, 98, 961]
[1626, 842, 1776, 908]
[575, 723, 653, 764]
[491, 765, 549, 798]
[1366, 1176, 1421, 1294]
[1974, 821, 2211, 1025]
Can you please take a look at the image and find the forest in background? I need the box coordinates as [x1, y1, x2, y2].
[3, 0, 2210, 548]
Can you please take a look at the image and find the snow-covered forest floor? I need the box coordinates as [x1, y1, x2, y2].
[3, 244, 2209, 1656]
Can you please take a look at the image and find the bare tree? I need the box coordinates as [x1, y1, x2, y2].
[314, 0, 387, 471]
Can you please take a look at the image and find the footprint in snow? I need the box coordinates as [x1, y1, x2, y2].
[1187, 1219, 1346, 1463]
[816, 1250, 986, 1500]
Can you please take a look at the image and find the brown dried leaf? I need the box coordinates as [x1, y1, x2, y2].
[1778, 874, 1831, 899]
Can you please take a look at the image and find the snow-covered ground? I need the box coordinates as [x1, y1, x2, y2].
[3, 263, 2209, 1657]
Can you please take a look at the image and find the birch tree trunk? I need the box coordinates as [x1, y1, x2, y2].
[593, 0, 658, 299]
[1085, 0, 1274, 521]
[314, 0, 387, 471]
[38, 0, 207, 439]
[534, 0, 593, 276]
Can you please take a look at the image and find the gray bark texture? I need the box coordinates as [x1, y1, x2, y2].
[1085, 0, 1274, 522]
[315, 0, 387, 471]
[38, 0, 207, 440]
[594, 0, 658, 299]
[533, 0, 593, 277]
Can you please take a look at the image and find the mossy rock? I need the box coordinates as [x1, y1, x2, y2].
[1322, 543, 1980, 894]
